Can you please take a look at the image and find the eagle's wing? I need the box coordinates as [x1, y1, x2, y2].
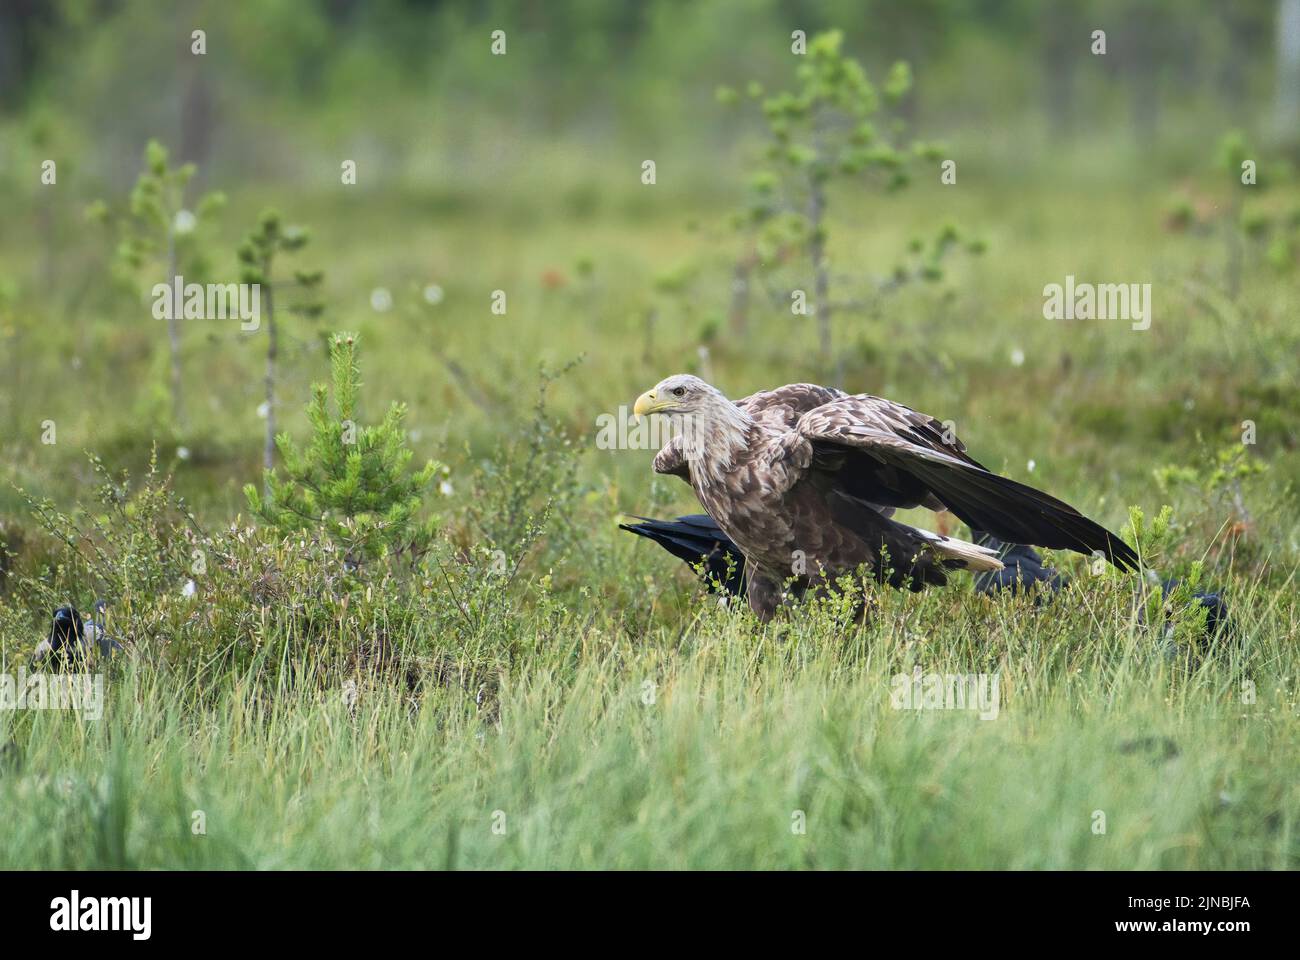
[736, 382, 847, 431]
[745, 383, 929, 521]
[794, 395, 1140, 570]
[651, 382, 846, 484]
[742, 382, 928, 516]
[652, 434, 691, 481]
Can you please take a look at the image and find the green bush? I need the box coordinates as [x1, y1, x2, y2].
[246, 333, 440, 569]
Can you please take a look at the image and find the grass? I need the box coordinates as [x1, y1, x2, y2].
[1, 145, 1298, 868]
[2, 573, 1295, 869]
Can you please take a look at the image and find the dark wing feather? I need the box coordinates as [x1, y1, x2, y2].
[797, 396, 1139, 570]
[619, 515, 746, 594]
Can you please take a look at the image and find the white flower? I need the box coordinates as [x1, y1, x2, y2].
[423, 284, 444, 305]
[182, 579, 197, 598]
[370, 287, 393, 312]
[439, 480, 454, 496]
[257, 401, 270, 419]
[1027, 459, 1036, 472]
[173, 209, 197, 235]
[1010, 348, 1025, 367]
[176, 446, 191, 461]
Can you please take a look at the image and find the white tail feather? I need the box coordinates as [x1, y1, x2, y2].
[913, 527, 1004, 572]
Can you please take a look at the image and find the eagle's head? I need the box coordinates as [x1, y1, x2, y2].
[633, 374, 725, 417]
[634, 375, 754, 476]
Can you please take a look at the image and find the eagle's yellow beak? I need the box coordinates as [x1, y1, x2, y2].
[633, 390, 659, 418]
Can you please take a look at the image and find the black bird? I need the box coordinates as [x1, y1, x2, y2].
[622, 515, 1229, 639]
[970, 531, 1069, 595]
[30, 602, 124, 668]
[31, 606, 86, 666]
[971, 529, 1231, 637]
[619, 515, 746, 596]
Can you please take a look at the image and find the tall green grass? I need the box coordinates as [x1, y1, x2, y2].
[2, 562, 1294, 869]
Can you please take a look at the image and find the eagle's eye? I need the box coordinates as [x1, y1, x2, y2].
[672, 387, 686, 397]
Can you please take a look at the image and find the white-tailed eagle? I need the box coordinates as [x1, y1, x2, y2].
[631, 375, 1138, 620]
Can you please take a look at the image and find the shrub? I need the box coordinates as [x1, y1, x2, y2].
[245, 333, 440, 569]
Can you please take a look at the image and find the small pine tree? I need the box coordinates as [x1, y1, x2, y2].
[236, 208, 325, 472]
[718, 31, 979, 380]
[245, 333, 440, 566]
[101, 138, 226, 426]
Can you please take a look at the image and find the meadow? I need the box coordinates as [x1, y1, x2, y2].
[0, 4, 1297, 870]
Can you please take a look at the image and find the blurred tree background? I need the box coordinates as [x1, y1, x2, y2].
[0, 0, 1296, 529]
[4, 0, 1297, 203]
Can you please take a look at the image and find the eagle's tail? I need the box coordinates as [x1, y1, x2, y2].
[911, 526, 1005, 572]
